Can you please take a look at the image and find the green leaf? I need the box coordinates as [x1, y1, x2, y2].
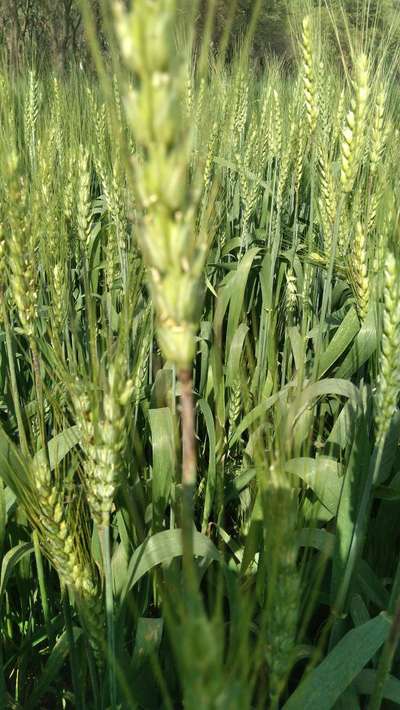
[336, 308, 377, 380]
[298, 528, 335, 556]
[0, 542, 33, 607]
[214, 248, 259, 354]
[34, 425, 81, 471]
[132, 617, 164, 667]
[121, 529, 220, 602]
[287, 379, 362, 432]
[283, 614, 392, 710]
[111, 542, 129, 598]
[374, 411, 400, 485]
[317, 307, 360, 378]
[331, 415, 370, 602]
[150, 368, 174, 410]
[0, 427, 31, 499]
[226, 323, 249, 385]
[288, 326, 305, 373]
[0, 480, 5, 559]
[327, 400, 356, 449]
[149, 408, 176, 531]
[285, 457, 343, 515]
[355, 669, 400, 703]
[230, 388, 290, 446]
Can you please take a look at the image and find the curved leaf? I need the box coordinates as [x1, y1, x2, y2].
[317, 306, 360, 377]
[34, 425, 81, 471]
[0, 542, 33, 605]
[285, 457, 343, 515]
[121, 529, 221, 601]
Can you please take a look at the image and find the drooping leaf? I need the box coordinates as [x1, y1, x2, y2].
[121, 529, 221, 602]
[0, 542, 33, 606]
[285, 457, 343, 515]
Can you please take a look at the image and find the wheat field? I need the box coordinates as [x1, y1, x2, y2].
[1, 2, 400, 708]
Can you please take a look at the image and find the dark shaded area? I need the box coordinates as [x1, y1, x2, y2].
[2, 0, 400, 73]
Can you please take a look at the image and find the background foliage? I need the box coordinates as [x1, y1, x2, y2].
[2, 1, 400, 70]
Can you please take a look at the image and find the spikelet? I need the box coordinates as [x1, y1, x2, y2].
[277, 119, 295, 211]
[33, 460, 104, 660]
[0, 223, 6, 296]
[370, 84, 386, 176]
[230, 70, 248, 153]
[63, 154, 74, 222]
[228, 378, 241, 441]
[113, 74, 123, 131]
[335, 89, 345, 143]
[367, 185, 382, 235]
[186, 68, 194, 118]
[52, 264, 67, 333]
[340, 54, 369, 193]
[259, 90, 271, 171]
[7, 192, 38, 338]
[196, 76, 206, 130]
[350, 222, 369, 322]
[375, 253, 400, 443]
[113, 0, 208, 369]
[133, 322, 152, 407]
[294, 116, 305, 195]
[285, 268, 298, 322]
[52, 76, 64, 168]
[203, 121, 218, 195]
[240, 122, 260, 243]
[301, 263, 312, 318]
[270, 90, 282, 159]
[318, 61, 329, 138]
[25, 69, 39, 166]
[318, 145, 336, 258]
[301, 16, 319, 134]
[77, 146, 92, 249]
[73, 362, 134, 527]
[372, 229, 387, 279]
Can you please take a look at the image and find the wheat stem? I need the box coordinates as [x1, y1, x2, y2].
[100, 526, 117, 709]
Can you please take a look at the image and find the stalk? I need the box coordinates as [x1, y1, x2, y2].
[63, 591, 84, 710]
[33, 530, 53, 647]
[178, 369, 196, 576]
[30, 340, 47, 454]
[100, 525, 117, 709]
[2, 301, 28, 454]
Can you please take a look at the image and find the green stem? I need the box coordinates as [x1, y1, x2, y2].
[178, 369, 197, 593]
[100, 525, 117, 709]
[0, 620, 5, 708]
[2, 301, 28, 455]
[33, 531, 52, 647]
[63, 591, 84, 710]
[30, 339, 47, 456]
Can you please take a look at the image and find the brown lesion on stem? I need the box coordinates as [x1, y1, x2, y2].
[179, 368, 197, 490]
[178, 368, 197, 584]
